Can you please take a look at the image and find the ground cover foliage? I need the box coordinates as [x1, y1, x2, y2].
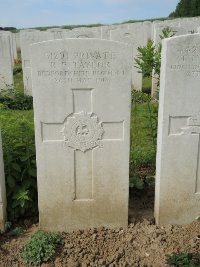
[166, 251, 200, 266]
[129, 91, 158, 189]
[0, 109, 37, 221]
[0, 60, 35, 221]
[22, 231, 64, 265]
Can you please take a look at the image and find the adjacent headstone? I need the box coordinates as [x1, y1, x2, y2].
[178, 17, 200, 33]
[153, 25, 188, 45]
[15, 32, 21, 51]
[0, 34, 13, 90]
[153, 17, 200, 34]
[20, 30, 54, 95]
[0, 130, 6, 232]
[64, 28, 101, 38]
[0, 31, 14, 67]
[155, 34, 200, 224]
[101, 24, 130, 40]
[73, 27, 101, 35]
[111, 22, 152, 91]
[12, 33, 18, 60]
[151, 25, 189, 98]
[31, 39, 132, 231]
[47, 28, 70, 39]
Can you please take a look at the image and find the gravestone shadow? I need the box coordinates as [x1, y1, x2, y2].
[128, 185, 155, 224]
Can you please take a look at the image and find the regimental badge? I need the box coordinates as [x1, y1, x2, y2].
[61, 111, 104, 152]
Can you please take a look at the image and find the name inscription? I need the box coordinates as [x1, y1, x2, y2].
[37, 50, 126, 83]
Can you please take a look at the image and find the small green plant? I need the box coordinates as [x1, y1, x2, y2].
[4, 221, 12, 231]
[22, 231, 64, 265]
[166, 252, 200, 266]
[13, 63, 22, 75]
[129, 175, 144, 189]
[135, 27, 175, 90]
[131, 90, 151, 104]
[0, 88, 33, 110]
[129, 176, 155, 190]
[0, 110, 37, 220]
[10, 226, 24, 236]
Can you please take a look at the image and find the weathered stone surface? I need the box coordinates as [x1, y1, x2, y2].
[101, 24, 129, 40]
[0, 34, 13, 90]
[12, 33, 18, 60]
[178, 17, 200, 33]
[0, 31, 14, 66]
[20, 30, 54, 95]
[0, 130, 6, 232]
[31, 39, 132, 231]
[64, 28, 101, 38]
[151, 24, 188, 98]
[47, 28, 70, 39]
[15, 32, 21, 51]
[111, 22, 151, 91]
[153, 24, 188, 45]
[155, 34, 200, 224]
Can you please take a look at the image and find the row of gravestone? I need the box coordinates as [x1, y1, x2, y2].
[1, 33, 200, 231]
[0, 31, 18, 90]
[2, 17, 200, 96]
[18, 18, 200, 96]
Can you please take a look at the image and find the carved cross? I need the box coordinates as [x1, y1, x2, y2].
[41, 88, 124, 201]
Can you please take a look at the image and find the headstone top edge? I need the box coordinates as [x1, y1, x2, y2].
[163, 33, 200, 44]
[30, 38, 133, 48]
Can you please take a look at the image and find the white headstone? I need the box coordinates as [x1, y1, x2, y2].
[47, 28, 70, 39]
[101, 24, 130, 40]
[178, 17, 200, 33]
[153, 25, 188, 45]
[0, 130, 6, 232]
[20, 30, 54, 95]
[64, 28, 101, 38]
[0, 34, 13, 90]
[151, 25, 189, 98]
[0, 31, 14, 67]
[155, 34, 200, 224]
[15, 32, 21, 51]
[111, 22, 151, 91]
[31, 39, 132, 231]
[12, 33, 18, 60]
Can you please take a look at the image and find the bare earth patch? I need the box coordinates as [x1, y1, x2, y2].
[1, 187, 200, 267]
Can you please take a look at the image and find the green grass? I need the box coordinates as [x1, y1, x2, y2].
[0, 108, 34, 157]
[13, 60, 24, 94]
[13, 65, 24, 94]
[130, 99, 158, 175]
[0, 108, 36, 220]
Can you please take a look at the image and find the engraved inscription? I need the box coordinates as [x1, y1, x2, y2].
[61, 111, 104, 152]
[170, 44, 200, 78]
[37, 50, 126, 84]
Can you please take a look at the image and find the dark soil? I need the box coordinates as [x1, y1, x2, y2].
[1, 186, 200, 267]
